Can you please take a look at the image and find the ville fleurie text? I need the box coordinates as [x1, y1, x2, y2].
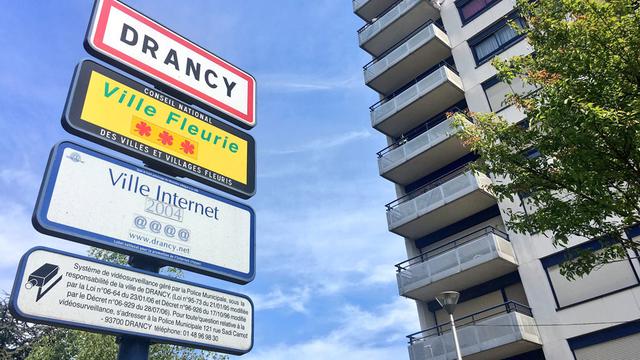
[63, 60, 255, 199]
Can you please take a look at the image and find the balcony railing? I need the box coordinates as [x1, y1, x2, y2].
[408, 301, 533, 340]
[363, 20, 447, 83]
[386, 167, 494, 237]
[358, 0, 424, 46]
[377, 107, 466, 159]
[386, 164, 471, 211]
[395, 227, 518, 300]
[370, 62, 461, 131]
[408, 302, 541, 360]
[358, 0, 407, 34]
[354, 0, 403, 23]
[396, 226, 509, 272]
[370, 61, 457, 112]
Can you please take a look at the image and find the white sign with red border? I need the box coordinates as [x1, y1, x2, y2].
[85, 0, 256, 129]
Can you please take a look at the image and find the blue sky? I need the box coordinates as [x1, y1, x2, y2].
[0, 1, 418, 358]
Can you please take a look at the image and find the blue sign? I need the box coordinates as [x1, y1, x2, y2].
[33, 142, 255, 284]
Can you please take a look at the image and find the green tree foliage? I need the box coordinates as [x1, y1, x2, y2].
[26, 248, 228, 360]
[454, 0, 640, 279]
[0, 293, 54, 359]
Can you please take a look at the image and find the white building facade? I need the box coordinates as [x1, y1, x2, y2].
[353, 0, 640, 359]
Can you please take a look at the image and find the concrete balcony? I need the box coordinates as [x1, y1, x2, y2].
[353, 0, 399, 22]
[396, 227, 518, 302]
[358, 0, 439, 56]
[370, 64, 464, 138]
[386, 169, 495, 239]
[408, 302, 542, 360]
[378, 113, 472, 185]
[364, 21, 451, 95]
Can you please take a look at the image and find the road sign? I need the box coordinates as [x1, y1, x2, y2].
[63, 60, 255, 199]
[84, 0, 256, 130]
[33, 142, 255, 284]
[10, 247, 253, 355]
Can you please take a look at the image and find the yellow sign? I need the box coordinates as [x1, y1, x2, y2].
[80, 71, 248, 184]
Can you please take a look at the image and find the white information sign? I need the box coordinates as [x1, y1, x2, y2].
[34, 142, 255, 283]
[10, 248, 253, 354]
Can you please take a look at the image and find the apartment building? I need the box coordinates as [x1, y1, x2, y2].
[352, 0, 640, 359]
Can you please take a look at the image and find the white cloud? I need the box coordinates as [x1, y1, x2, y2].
[250, 286, 311, 313]
[256, 178, 405, 297]
[258, 161, 319, 179]
[0, 164, 41, 197]
[0, 201, 86, 292]
[258, 73, 362, 92]
[265, 130, 372, 155]
[244, 297, 419, 360]
[362, 263, 400, 286]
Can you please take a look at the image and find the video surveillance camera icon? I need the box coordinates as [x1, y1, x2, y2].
[25, 263, 62, 302]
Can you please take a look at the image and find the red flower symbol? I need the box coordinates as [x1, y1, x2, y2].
[135, 121, 152, 137]
[158, 131, 173, 145]
[180, 140, 195, 154]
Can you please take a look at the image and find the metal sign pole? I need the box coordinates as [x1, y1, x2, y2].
[117, 255, 161, 360]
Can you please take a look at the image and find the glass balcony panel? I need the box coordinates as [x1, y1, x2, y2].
[404, 118, 456, 158]
[377, 115, 472, 185]
[395, 84, 420, 109]
[457, 234, 496, 269]
[396, 228, 519, 300]
[398, 261, 430, 289]
[387, 200, 417, 227]
[414, 188, 444, 216]
[399, 134, 428, 159]
[408, 309, 542, 360]
[364, 24, 438, 84]
[387, 170, 489, 232]
[384, 50, 405, 71]
[428, 251, 460, 281]
[371, 66, 453, 128]
[406, 25, 432, 48]
[416, 68, 446, 93]
[378, 145, 406, 173]
[410, 336, 447, 359]
[441, 171, 474, 200]
[373, 100, 398, 123]
[359, 6, 397, 42]
[354, 0, 404, 23]
[458, 324, 481, 350]
[477, 313, 518, 346]
[359, 0, 420, 44]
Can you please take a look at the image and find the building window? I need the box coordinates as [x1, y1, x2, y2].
[456, 0, 501, 25]
[569, 321, 640, 360]
[524, 148, 540, 159]
[482, 75, 537, 112]
[469, 15, 525, 65]
[540, 239, 640, 309]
